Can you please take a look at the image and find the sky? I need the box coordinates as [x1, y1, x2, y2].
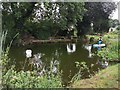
[111, 7, 118, 20]
[110, 0, 120, 20]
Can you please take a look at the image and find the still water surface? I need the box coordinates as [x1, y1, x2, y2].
[9, 42, 101, 86]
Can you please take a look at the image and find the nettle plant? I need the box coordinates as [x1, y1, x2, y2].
[70, 61, 89, 83]
[97, 42, 119, 61]
[2, 68, 62, 88]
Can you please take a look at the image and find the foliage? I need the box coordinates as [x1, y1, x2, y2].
[2, 47, 62, 88]
[97, 30, 119, 61]
[109, 19, 120, 28]
[103, 34, 117, 41]
[97, 42, 119, 61]
[2, 2, 86, 42]
[59, 2, 85, 27]
[0, 33, 3, 61]
[2, 2, 36, 44]
[72, 64, 119, 88]
[71, 62, 89, 83]
[77, 2, 117, 35]
[0, 31, 7, 64]
[87, 31, 119, 61]
[1, 32, 62, 88]
[1, 47, 10, 73]
[2, 68, 62, 88]
[2, 2, 117, 44]
[1, 46, 62, 88]
[0, 31, 5, 87]
[116, 25, 120, 30]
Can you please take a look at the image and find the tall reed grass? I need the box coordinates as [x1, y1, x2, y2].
[0, 31, 7, 89]
[0, 31, 7, 60]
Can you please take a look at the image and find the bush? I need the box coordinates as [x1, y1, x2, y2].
[1, 34, 62, 88]
[2, 67, 62, 88]
[70, 62, 89, 83]
[2, 51, 62, 88]
[97, 42, 119, 61]
[2, 49, 62, 88]
[116, 25, 120, 30]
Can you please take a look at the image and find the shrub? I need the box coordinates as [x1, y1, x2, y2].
[97, 42, 119, 61]
[70, 62, 89, 83]
[2, 48, 62, 88]
[2, 67, 62, 88]
[1, 32, 62, 88]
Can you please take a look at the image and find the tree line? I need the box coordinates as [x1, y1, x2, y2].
[2, 2, 117, 44]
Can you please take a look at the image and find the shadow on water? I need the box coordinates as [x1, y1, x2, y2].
[9, 41, 103, 86]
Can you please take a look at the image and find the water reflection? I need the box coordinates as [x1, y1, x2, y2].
[50, 60, 59, 76]
[67, 43, 76, 54]
[9, 43, 102, 86]
[84, 45, 92, 58]
[96, 60, 108, 68]
[33, 53, 44, 69]
[25, 51, 60, 77]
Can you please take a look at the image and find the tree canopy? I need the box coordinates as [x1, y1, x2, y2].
[77, 2, 116, 34]
[2, 2, 117, 44]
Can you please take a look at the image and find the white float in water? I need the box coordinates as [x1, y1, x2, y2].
[67, 43, 76, 53]
[25, 49, 32, 58]
[93, 44, 106, 48]
[84, 45, 92, 58]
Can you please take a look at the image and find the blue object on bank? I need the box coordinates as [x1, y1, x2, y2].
[98, 40, 102, 44]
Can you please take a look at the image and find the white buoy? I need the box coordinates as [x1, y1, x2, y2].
[25, 49, 32, 58]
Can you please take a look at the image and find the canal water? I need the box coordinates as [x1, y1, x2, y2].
[9, 42, 102, 86]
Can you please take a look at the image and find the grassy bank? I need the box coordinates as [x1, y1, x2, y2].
[70, 31, 119, 88]
[87, 30, 119, 61]
[86, 30, 118, 43]
[71, 64, 119, 88]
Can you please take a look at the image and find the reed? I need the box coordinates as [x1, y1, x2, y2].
[0, 31, 7, 89]
[0, 31, 7, 62]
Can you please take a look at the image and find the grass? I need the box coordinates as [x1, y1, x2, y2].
[86, 30, 118, 41]
[3, 69, 62, 88]
[87, 30, 119, 61]
[0, 32, 6, 89]
[71, 64, 119, 88]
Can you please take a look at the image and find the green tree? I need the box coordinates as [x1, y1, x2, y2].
[2, 2, 86, 42]
[58, 2, 86, 37]
[109, 19, 120, 28]
[76, 2, 117, 35]
[2, 2, 36, 43]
